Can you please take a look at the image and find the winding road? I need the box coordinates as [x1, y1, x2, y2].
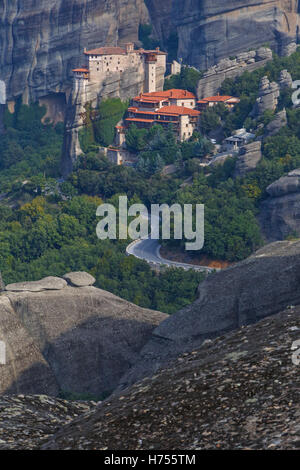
[126, 237, 218, 273]
[125, 210, 218, 273]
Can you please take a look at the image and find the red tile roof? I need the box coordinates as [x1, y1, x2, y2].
[85, 47, 126, 56]
[73, 68, 90, 73]
[133, 89, 196, 101]
[199, 95, 235, 103]
[158, 105, 200, 116]
[129, 108, 156, 115]
[126, 118, 155, 123]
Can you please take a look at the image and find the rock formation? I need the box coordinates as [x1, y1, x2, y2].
[264, 108, 288, 137]
[61, 46, 166, 176]
[197, 49, 272, 99]
[0, 395, 96, 450]
[0, 0, 149, 103]
[119, 240, 300, 389]
[149, 1, 300, 70]
[234, 141, 262, 177]
[251, 76, 280, 117]
[259, 169, 300, 241]
[1, 1, 299, 105]
[0, 273, 166, 397]
[42, 305, 300, 450]
[279, 70, 293, 89]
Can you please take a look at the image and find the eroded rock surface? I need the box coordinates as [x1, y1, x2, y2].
[5, 277, 67, 292]
[63, 272, 96, 287]
[119, 240, 300, 389]
[0, 395, 96, 450]
[0, 0, 149, 102]
[0, 275, 166, 397]
[42, 307, 300, 450]
[251, 76, 280, 117]
[259, 169, 300, 241]
[234, 141, 262, 177]
[264, 109, 288, 137]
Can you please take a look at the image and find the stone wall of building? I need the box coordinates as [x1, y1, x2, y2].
[61, 51, 166, 176]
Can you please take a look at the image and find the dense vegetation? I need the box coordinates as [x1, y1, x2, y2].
[164, 66, 202, 94]
[0, 101, 63, 192]
[139, 24, 178, 62]
[79, 98, 128, 152]
[0, 193, 204, 314]
[125, 123, 213, 176]
[2, 47, 300, 311]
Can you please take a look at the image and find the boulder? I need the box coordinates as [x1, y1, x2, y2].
[278, 70, 293, 89]
[1, 286, 166, 397]
[264, 109, 287, 137]
[280, 42, 297, 57]
[234, 141, 262, 177]
[259, 169, 300, 241]
[5, 277, 67, 292]
[266, 169, 300, 197]
[43, 306, 300, 450]
[255, 47, 273, 61]
[63, 272, 96, 287]
[251, 76, 280, 117]
[118, 240, 300, 389]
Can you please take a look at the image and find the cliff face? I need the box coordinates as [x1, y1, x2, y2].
[0, 274, 166, 397]
[148, 0, 300, 69]
[119, 240, 300, 389]
[1, 1, 299, 104]
[0, 0, 149, 103]
[259, 169, 300, 241]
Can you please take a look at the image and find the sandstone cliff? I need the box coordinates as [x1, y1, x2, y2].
[1, 1, 299, 105]
[0, 273, 166, 397]
[0, 0, 149, 103]
[119, 240, 300, 389]
[43, 305, 300, 450]
[259, 169, 300, 241]
[150, 0, 300, 69]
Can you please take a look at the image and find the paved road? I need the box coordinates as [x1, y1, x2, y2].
[126, 237, 218, 273]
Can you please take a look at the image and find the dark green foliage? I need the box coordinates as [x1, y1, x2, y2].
[94, 98, 128, 147]
[138, 24, 160, 50]
[0, 102, 62, 192]
[79, 99, 128, 151]
[164, 66, 202, 94]
[0, 194, 204, 314]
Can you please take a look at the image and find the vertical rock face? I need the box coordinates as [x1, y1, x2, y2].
[234, 141, 262, 178]
[1, 1, 299, 104]
[0, 278, 167, 397]
[259, 169, 300, 241]
[279, 69, 293, 89]
[147, 1, 300, 69]
[197, 49, 272, 99]
[251, 76, 280, 117]
[0, 0, 149, 103]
